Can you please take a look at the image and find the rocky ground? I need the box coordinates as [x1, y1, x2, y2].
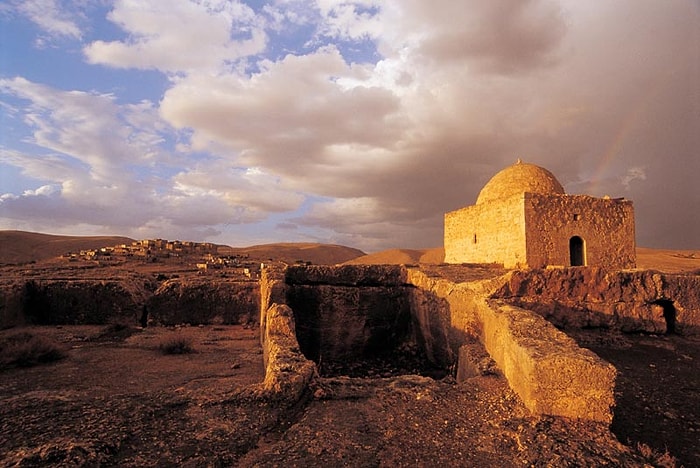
[1, 325, 695, 467]
[570, 329, 700, 468]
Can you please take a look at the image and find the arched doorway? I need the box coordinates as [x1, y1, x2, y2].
[569, 236, 585, 266]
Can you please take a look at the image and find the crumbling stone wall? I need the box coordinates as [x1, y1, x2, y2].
[493, 268, 700, 335]
[147, 279, 258, 325]
[0, 280, 146, 326]
[405, 268, 617, 423]
[260, 303, 316, 400]
[284, 265, 420, 367]
[259, 264, 618, 423]
[0, 277, 259, 328]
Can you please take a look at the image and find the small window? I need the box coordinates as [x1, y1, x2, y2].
[473, 233, 477, 244]
[573, 214, 581, 221]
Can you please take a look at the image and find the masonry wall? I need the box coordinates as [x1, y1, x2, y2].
[405, 268, 617, 423]
[493, 268, 700, 335]
[444, 195, 526, 267]
[524, 194, 636, 269]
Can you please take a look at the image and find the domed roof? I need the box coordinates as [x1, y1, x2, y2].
[476, 160, 565, 204]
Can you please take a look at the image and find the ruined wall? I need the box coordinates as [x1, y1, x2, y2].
[444, 194, 526, 267]
[260, 265, 457, 372]
[405, 268, 617, 423]
[524, 194, 636, 269]
[260, 303, 316, 400]
[257, 264, 619, 422]
[147, 279, 259, 326]
[0, 277, 259, 328]
[0, 280, 148, 327]
[284, 265, 416, 366]
[493, 268, 700, 335]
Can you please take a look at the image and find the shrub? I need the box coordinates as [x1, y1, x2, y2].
[89, 322, 139, 342]
[158, 332, 195, 355]
[0, 332, 67, 370]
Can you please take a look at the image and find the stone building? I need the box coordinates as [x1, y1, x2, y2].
[444, 160, 636, 269]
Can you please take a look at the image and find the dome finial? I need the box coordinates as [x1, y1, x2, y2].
[516, 158, 522, 164]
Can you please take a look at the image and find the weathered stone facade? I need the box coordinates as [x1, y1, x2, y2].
[444, 161, 636, 269]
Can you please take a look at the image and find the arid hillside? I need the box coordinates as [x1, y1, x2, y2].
[218, 242, 365, 265]
[0, 231, 134, 265]
[635, 247, 700, 273]
[0, 231, 365, 266]
[344, 247, 444, 265]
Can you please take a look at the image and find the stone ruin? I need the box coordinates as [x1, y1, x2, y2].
[1, 259, 697, 427]
[258, 263, 700, 425]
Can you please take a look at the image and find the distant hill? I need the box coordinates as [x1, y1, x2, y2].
[346, 246, 700, 274]
[344, 248, 444, 265]
[219, 243, 366, 265]
[636, 247, 700, 273]
[0, 231, 366, 266]
[0, 231, 135, 265]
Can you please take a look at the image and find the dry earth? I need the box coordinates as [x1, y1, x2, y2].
[1, 324, 696, 467]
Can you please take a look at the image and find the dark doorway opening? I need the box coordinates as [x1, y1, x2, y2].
[652, 299, 677, 334]
[569, 236, 585, 266]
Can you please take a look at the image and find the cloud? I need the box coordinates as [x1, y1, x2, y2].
[160, 46, 402, 179]
[373, 0, 566, 74]
[2, 0, 699, 249]
[84, 0, 266, 72]
[315, 0, 383, 41]
[621, 167, 647, 191]
[0, 76, 306, 237]
[10, 0, 82, 40]
[152, 0, 700, 249]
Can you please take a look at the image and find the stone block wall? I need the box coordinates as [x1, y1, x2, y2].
[405, 267, 617, 423]
[147, 279, 259, 325]
[444, 194, 526, 267]
[444, 193, 635, 269]
[524, 194, 635, 269]
[0, 280, 146, 326]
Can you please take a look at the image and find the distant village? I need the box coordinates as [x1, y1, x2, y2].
[63, 239, 259, 277]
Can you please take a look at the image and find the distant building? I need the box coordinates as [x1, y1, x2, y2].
[444, 160, 636, 269]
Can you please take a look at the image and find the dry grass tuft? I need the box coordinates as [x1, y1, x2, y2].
[635, 442, 678, 468]
[0, 332, 67, 370]
[158, 331, 196, 355]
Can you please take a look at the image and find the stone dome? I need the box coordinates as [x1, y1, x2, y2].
[476, 160, 565, 204]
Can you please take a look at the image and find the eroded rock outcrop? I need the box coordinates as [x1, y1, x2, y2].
[493, 268, 700, 334]
[0, 279, 149, 327]
[147, 279, 259, 326]
[0, 276, 260, 328]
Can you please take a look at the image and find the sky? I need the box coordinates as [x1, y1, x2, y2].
[0, 0, 698, 252]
